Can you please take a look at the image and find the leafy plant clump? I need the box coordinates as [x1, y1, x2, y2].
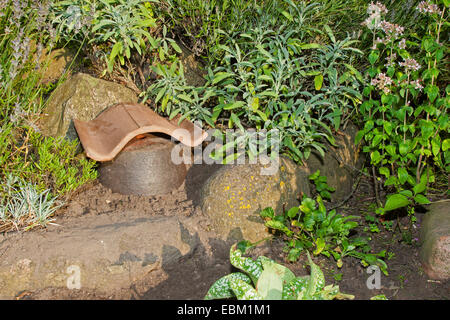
[205, 242, 354, 300]
[308, 169, 336, 200]
[143, 0, 364, 164]
[356, 0, 449, 221]
[260, 196, 388, 274]
[0, 0, 98, 233]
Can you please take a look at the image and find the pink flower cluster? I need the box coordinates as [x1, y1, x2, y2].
[399, 58, 421, 72]
[362, 2, 388, 30]
[380, 21, 404, 41]
[368, 1, 388, 15]
[417, 1, 442, 15]
[371, 73, 393, 95]
[411, 79, 424, 91]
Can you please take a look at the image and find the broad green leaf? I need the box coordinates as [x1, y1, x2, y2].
[384, 193, 410, 212]
[414, 194, 431, 205]
[287, 207, 300, 218]
[308, 170, 321, 180]
[398, 167, 409, 185]
[265, 220, 290, 233]
[443, 139, 450, 151]
[262, 259, 295, 286]
[413, 173, 427, 195]
[256, 265, 284, 300]
[379, 167, 390, 178]
[425, 85, 439, 103]
[355, 130, 365, 145]
[368, 50, 379, 65]
[431, 136, 441, 157]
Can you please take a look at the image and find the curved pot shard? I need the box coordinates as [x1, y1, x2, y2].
[74, 102, 208, 161]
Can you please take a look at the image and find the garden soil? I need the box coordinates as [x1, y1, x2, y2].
[5, 167, 449, 300]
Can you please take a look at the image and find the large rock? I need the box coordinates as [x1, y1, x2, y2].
[200, 157, 310, 242]
[0, 215, 199, 298]
[419, 200, 450, 280]
[305, 123, 364, 201]
[39, 73, 138, 141]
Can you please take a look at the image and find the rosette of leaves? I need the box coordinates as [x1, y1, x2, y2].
[204, 242, 354, 300]
[308, 169, 336, 200]
[260, 196, 388, 274]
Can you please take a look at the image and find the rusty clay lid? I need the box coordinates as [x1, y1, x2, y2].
[73, 102, 208, 161]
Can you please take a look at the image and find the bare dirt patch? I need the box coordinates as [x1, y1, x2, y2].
[3, 172, 449, 300]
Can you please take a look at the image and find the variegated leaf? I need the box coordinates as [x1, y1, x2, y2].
[204, 272, 253, 300]
[230, 244, 263, 285]
[229, 278, 263, 300]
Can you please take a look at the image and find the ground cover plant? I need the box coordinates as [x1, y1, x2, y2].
[260, 197, 388, 275]
[355, 0, 449, 226]
[0, 0, 98, 232]
[143, 0, 365, 164]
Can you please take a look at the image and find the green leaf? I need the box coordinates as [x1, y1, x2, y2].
[413, 174, 427, 195]
[398, 167, 409, 185]
[399, 142, 409, 156]
[414, 194, 431, 205]
[229, 278, 263, 300]
[308, 170, 321, 180]
[384, 193, 410, 212]
[355, 130, 365, 145]
[170, 41, 182, 53]
[257, 264, 286, 300]
[305, 251, 325, 297]
[110, 41, 123, 61]
[370, 151, 381, 165]
[224, 101, 245, 110]
[266, 220, 290, 233]
[431, 136, 441, 157]
[282, 277, 309, 300]
[212, 72, 234, 85]
[204, 273, 253, 300]
[299, 43, 322, 50]
[229, 244, 263, 285]
[314, 74, 324, 91]
[368, 51, 379, 65]
[425, 85, 439, 103]
[379, 167, 390, 178]
[260, 207, 275, 219]
[443, 139, 450, 151]
[287, 207, 300, 218]
[313, 238, 326, 255]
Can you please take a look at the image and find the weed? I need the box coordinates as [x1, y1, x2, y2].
[260, 196, 388, 274]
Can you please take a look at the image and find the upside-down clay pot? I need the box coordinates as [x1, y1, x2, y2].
[98, 135, 187, 196]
